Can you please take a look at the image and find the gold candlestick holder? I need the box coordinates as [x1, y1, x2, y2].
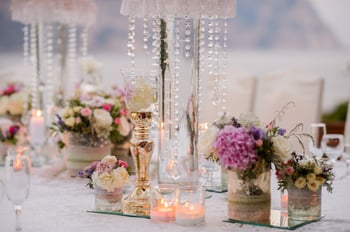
[122, 111, 154, 216]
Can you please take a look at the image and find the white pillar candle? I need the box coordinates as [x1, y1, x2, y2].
[29, 110, 46, 146]
[175, 203, 205, 226]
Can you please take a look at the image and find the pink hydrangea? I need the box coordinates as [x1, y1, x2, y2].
[213, 125, 257, 171]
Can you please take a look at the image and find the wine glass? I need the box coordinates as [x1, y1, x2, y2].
[321, 134, 345, 179]
[5, 147, 31, 231]
[0, 176, 4, 203]
[309, 123, 326, 157]
[343, 143, 350, 177]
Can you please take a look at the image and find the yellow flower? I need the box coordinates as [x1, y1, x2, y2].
[294, 177, 306, 189]
[64, 117, 75, 127]
[73, 106, 82, 113]
[314, 166, 323, 175]
[307, 180, 321, 192]
[306, 173, 316, 181]
[316, 175, 325, 185]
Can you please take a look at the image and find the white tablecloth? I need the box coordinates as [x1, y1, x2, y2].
[1, 165, 350, 232]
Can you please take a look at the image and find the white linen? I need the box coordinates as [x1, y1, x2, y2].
[0, 167, 350, 232]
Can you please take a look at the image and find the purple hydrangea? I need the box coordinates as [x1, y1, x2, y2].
[213, 125, 257, 171]
[250, 125, 266, 140]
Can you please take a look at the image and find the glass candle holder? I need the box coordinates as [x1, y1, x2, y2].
[150, 184, 178, 222]
[175, 185, 206, 226]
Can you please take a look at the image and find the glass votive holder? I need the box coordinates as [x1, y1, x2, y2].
[150, 184, 177, 222]
[175, 185, 206, 226]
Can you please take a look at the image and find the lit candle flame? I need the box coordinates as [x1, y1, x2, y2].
[36, 110, 42, 117]
[13, 156, 22, 171]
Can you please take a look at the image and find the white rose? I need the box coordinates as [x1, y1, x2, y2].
[61, 107, 73, 119]
[0, 96, 9, 114]
[238, 113, 261, 127]
[118, 116, 131, 136]
[8, 92, 26, 115]
[93, 109, 112, 137]
[271, 136, 292, 163]
[112, 167, 129, 188]
[101, 155, 117, 167]
[64, 117, 75, 127]
[198, 125, 219, 155]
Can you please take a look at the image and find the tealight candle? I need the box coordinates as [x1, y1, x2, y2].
[175, 203, 205, 226]
[13, 155, 23, 171]
[175, 185, 206, 226]
[150, 201, 176, 222]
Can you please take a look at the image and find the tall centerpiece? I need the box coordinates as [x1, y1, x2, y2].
[122, 70, 157, 216]
[120, 0, 237, 186]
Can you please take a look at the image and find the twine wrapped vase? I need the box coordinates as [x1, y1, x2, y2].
[227, 166, 271, 224]
[66, 132, 110, 177]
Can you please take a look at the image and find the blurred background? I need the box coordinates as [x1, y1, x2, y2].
[0, 0, 349, 129]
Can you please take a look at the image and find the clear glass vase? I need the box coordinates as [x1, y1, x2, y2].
[94, 186, 123, 212]
[227, 168, 271, 224]
[66, 133, 110, 177]
[288, 186, 321, 221]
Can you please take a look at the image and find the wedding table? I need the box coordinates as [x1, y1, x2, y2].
[1, 163, 350, 232]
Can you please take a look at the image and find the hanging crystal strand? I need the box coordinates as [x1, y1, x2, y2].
[184, 15, 191, 58]
[127, 16, 136, 70]
[45, 23, 54, 125]
[30, 23, 39, 110]
[67, 24, 77, 95]
[23, 24, 29, 67]
[207, 16, 216, 107]
[221, 18, 228, 114]
[143, 17, 149, 50]
[80, 26, 88, 58]
[198, 16, 206, 122]
[213, 15, 221, 115]
[151, 17, 161, 75]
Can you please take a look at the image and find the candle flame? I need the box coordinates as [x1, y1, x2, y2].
[190, 205, 194, 211]
[164, 202, 168, 208]
[36, 110, 42, 117]
[13, 156, 22, 171]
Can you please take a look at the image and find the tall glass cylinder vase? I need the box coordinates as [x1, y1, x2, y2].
[158, 17, 199, 186]
[122, 69, 157, 216]
[227, 166, 271, 224]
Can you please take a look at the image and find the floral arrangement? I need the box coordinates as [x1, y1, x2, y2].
[52, 88, 132, 147]
[198, 111, 302, 181]
[0, 83, 28, 117]
[276, 153, 334, 193]
[79, 155, 129, 192]
[0, 123, 25, 145]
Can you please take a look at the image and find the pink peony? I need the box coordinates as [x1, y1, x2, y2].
[213, 125, 257, 171]
[80, 107, 92, 117]
[103, 104, 112, 112]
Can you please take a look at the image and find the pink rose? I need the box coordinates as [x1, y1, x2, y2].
[120, 109, 126, 116]
[80, 107, 92, 117]
[285, 166, 295, 176]
[103, 104, 112, 112]
[119, 160, 128, 168]
[255, 139, 263, 147]
[114, 118, 121, 125]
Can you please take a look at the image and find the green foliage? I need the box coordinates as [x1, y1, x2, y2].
[322, 101, 348, 122]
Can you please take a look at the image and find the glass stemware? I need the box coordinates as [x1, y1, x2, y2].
[309, 123, 326, 157]
[5, 147, 31, 231]
[321, 133, 345, 179]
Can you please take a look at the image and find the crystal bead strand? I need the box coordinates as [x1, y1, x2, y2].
[143, 17, 149, 50]
[45, 23, 54, 123]
[207, 16, 216, 107]
[173, 18, 181, 159]
[213, 15, 221, 115]
[151, 17, 161, 75]
[30, 23, 39, 110]
[23, 24, 29, 67]
[67, 25, 77, 93]
[221, 18, 228, 114]
[81, 26, 88, 58]
[198, 17, 206, 122]
[127, 16, 136, 70]
[184, 16, 191, 58]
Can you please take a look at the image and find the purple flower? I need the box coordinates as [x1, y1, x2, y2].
[250, 126, 266, 140]
[277, 128, 286, 136]
[213, 125, 257, 171]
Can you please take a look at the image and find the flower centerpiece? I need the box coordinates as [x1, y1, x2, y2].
[79, 155, 129, 211]
[52, 90, 132, 176]
[0, 83, 28, 122]
[0, 122, 26, 165]
[276, 153, 334, 220]
[198, 109, 304, 223]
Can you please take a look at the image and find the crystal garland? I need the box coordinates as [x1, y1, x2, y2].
[127, 16, 136, 70]
[221, 18, 228, 114]
[67, 25, 77, 94]
[29, 23, 39, 110]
